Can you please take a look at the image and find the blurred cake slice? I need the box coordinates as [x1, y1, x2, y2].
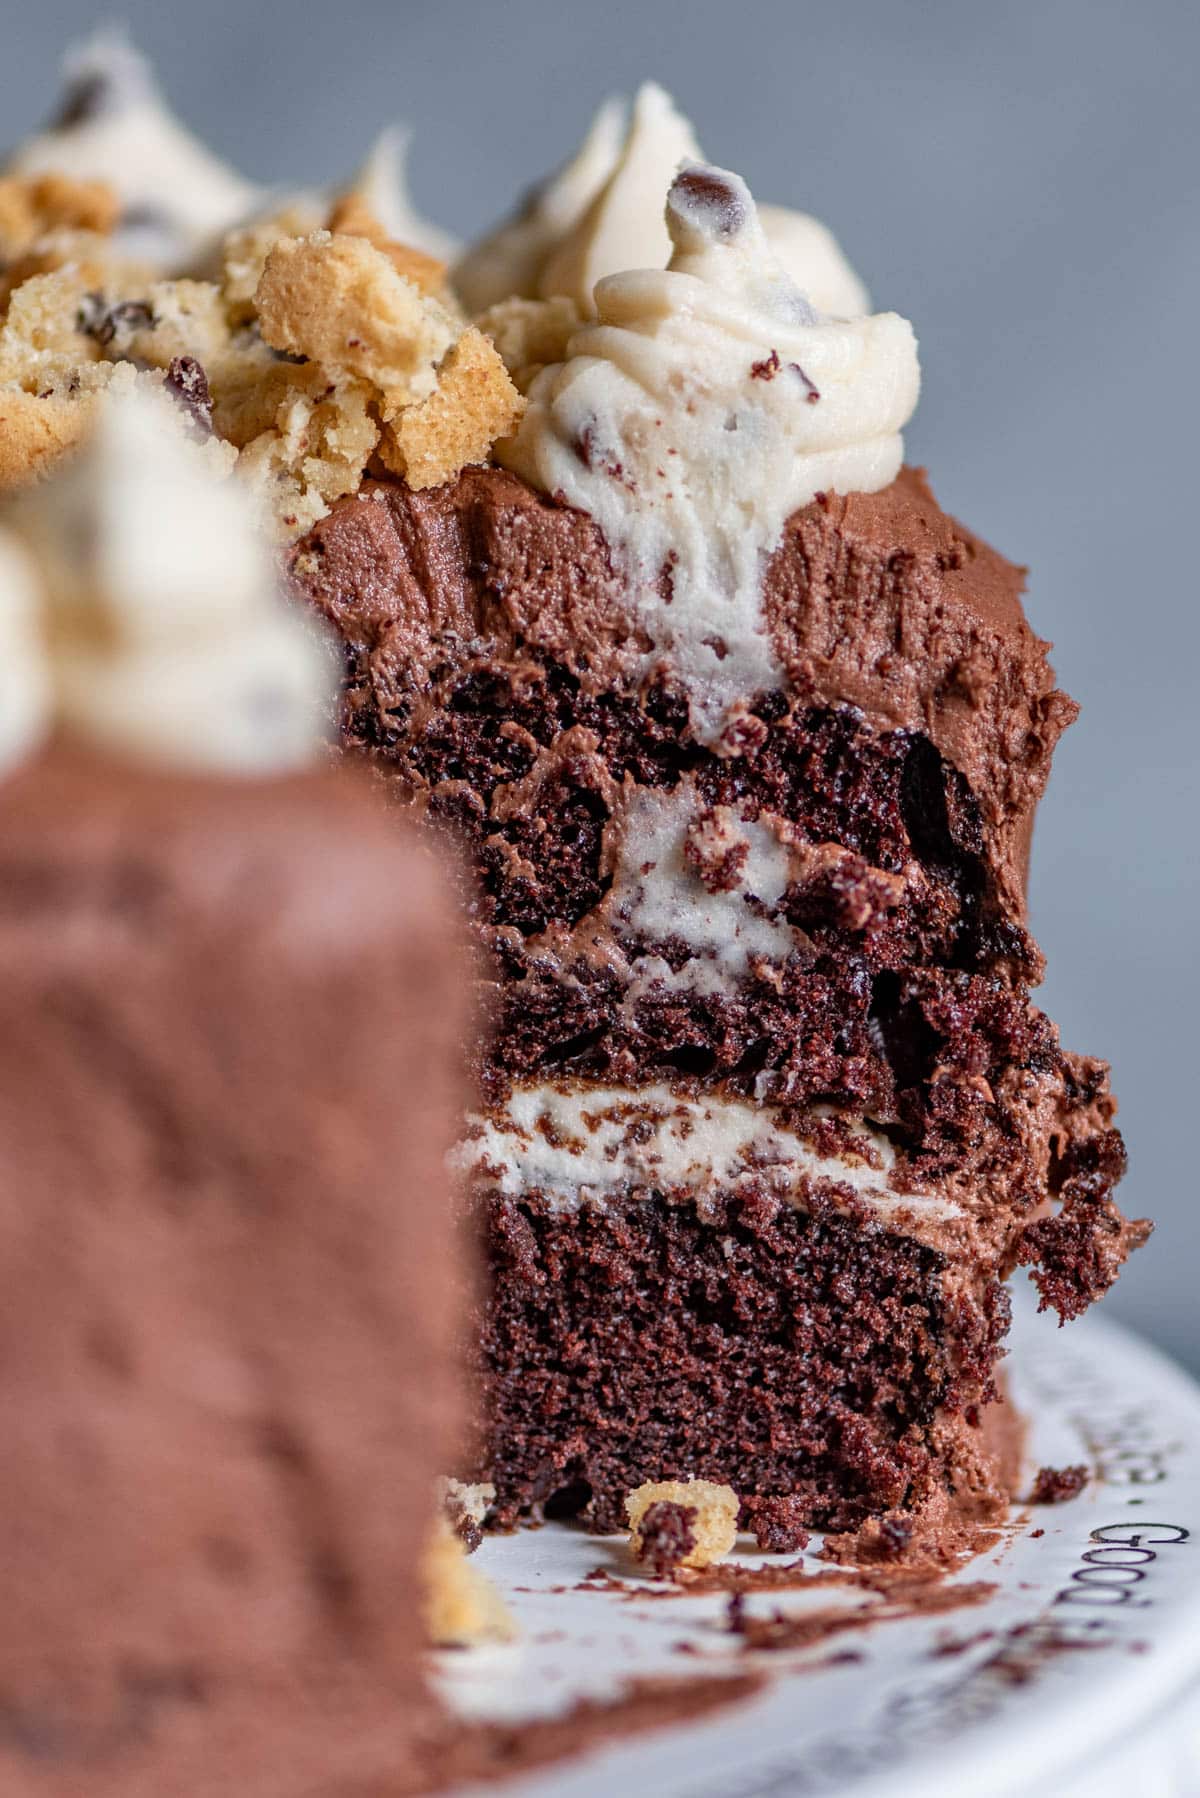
[0, 395, 472, 1794]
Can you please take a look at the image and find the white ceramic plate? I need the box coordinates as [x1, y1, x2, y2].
[436, 1292, 1200, 1797]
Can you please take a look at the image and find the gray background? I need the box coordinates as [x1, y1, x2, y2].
[4, 1, 1198, 1367]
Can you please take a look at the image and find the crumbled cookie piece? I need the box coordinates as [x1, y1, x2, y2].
[326, 193, 447, 296]
[1029, 1464, 1090, 1505]
[475, 294, 583, 392]
[0, 175, 147, 315]
[0, 273, 236, 492]
[235, 363, 378, 537]
[0, 270, 99, 377]
[0, 272, 106, 486]
[743, 1496, 811, 1556]
[0, 199, 517, 517]
[378, 325, 524, 490]
[114, 279, 235, 371]
[0, 387, 94, 490]
[255, 230, 455, 412]
[626, 1479, 739, 1572]
[422, 1519, 515, 1647]
[0, 173, 119, 256]
[219, 204, 321, 320]
[437, 1477, 496, 1554]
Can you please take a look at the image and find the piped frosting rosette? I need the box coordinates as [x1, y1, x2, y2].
[499, 163, 920, 738]
[0, 387, 336, 778]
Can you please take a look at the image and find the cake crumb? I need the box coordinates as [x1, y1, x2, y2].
[1029, 1464, 1089, 1505]
[633, 1502, 697, 1579]
[684, 805, 751, 894]
[474, 294, 583, 392]
[626, 1479, 738, 1575]
[744, 1496, 811, 1555]
[422, 1519, 515, 1647]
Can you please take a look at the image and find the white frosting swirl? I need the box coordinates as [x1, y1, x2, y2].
[5, 388, 337, 777]
[4, 29, 263, 266]
[347, 127, 460, 262]
[453, 95, 627, 314]
[499, 164, 920, 738]
[535, 83, 702, 315]
[455, 84, 870, 318]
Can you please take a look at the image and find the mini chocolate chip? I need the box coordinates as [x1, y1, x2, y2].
[54, 73, 116, 127]
[165, 356, 213, 433]
[78, 297, 156, 349]
[668, 165, 750, 241]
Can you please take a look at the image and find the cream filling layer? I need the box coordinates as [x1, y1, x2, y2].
[452, 1082, 962, 1246]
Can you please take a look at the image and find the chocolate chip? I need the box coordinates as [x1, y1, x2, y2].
[77, 297, 156, 350]
[750, 351, 781, 381]
[53, 73, 117, 127]
[668, 165, 751, 241]
[877, 1513, 913, 1558]
[165, 356, 213, 434]
[789, 363, 821, 403]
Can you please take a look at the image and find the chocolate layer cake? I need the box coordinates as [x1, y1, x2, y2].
[0, 396, 472, 1794]
[291, 159, 1149, 1537]
[0, 46, 1149, 1555]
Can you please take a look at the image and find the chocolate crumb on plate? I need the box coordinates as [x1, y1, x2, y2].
[744, 1496, 812, 1555]
[1029, 1464, 1090, 1505]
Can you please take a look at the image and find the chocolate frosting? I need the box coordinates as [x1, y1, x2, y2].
[294, 465, 1073, 931]
[0, 748, 470, 1794]
[765, 470, 1077, 922]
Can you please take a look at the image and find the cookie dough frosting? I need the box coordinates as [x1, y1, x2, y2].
[455, 83, 870, 318]
[4, 28, 263, 265]
[4, 388, 335, 774]
[499, 163, 919, 734]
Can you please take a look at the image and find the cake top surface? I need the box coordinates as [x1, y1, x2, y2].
[0, 51, 880, 548]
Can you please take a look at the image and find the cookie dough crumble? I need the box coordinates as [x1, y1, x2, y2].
[627, 1480, 739, 1574]
[422, 1519, 516, 1647]
[0, 196, 523, 530]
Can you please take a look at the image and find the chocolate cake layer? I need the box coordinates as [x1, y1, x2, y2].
[0, 749, 470, 1796]
[475, 1181, 1011, 1533]
[455, 1075, 1078, 1527]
